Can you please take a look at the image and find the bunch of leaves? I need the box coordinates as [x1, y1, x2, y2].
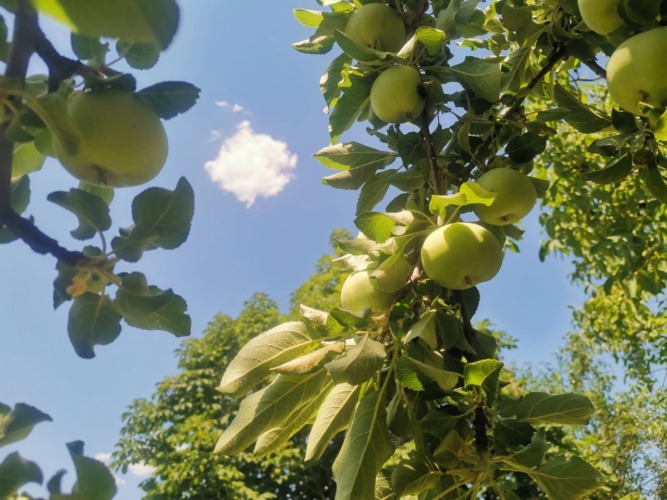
[0, 0, 201, 357]
[0, 402, 117, 499]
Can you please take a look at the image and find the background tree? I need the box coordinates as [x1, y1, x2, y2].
[113, 236, 350, 499]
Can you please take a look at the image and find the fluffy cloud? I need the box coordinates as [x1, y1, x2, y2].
[128, 462, 157, 476]
[215, 101, 244, 112]
[205, 120, 298, 207]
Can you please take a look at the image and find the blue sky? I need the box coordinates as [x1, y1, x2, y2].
[1, 2, 585, 497]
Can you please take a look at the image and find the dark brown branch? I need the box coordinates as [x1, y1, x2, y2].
[500, 44, 568, 124]
[420, 111, 443, 195]
[0, 1, 87, 266]
[474, 405, 489, 454]
[0, 0, 38, 211]
[581, 58, 607, 80]
[0, 208, 85, 265]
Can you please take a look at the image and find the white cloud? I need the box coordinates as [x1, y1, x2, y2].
[215, 100, 229, 108]
[129, 462, 157, 476]
[205, 120, 298, 207]
[231, 103, 244, 112]
[216, 101, 245, 113]
[95, 452, 112, 462]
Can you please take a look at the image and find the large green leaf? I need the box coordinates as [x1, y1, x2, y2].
[525, 457, 603, 500]
[0, 403, 51, 448]
[515, 392, 595, 425]
[332, 389, 395, 500]
[67, 441, 117, 500]
[67, 293, 123, 358]
[329, 70, 373, 143]
[450, 56, 501, 102]
[0, 452, 42, 498]
[114, 272, 190, 337]
[137, 81, 201, 120]
[111, 177, 194, 261]
[316, 142, 396, 190]
[324, 335, 386, 385]
[217, 321, 321, 397]
[32, 0, 179, 49]
[306, 383, 361, 461]
[272, 342, 345, 375]
[47, 188, 111, 240]
[215, 371, 328, 455]
[253, 376, 333, 456]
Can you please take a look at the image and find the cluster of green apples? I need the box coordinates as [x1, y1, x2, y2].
[52, 90, 168, 187]
[340, 168, 537, 315]
[578, 0, 667, 116]
[344, 3, 425, 124]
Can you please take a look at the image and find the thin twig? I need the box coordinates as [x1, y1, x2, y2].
[420, 111, 443, 195]
[581, 58, 607, 80]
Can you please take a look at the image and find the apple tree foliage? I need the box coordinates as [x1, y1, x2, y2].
[0, 0, 198, 496]
[213, 0, 667, 498]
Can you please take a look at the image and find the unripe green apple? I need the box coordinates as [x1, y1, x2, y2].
[473, 168, 537, 225]
[577, 0, 624, 35]
[344, 3, 406, 53]
[340, 270, 394, 316]
[420, 222, 503, 290]
[607, 28, 667, 115]
[370, 65, 425, 124]
[53, 90, 168, 187]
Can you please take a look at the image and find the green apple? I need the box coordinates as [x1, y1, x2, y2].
[577, 0, 624, 35]
[420, 222, 503, 290]
[473, 168, 537, 225]
[53, 90, 168, 187]
[340, 270, 395, 316]
[370, 65, 425, 124]
[344, 3, 406, 53]
[607, 27, 667, 115]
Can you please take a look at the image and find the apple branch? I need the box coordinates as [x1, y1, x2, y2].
[580, 57, 607, 80]
[420, 110, 443, 195]
[0, 1, 86, 266]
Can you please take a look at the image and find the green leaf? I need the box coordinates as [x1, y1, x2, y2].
[524, 457, 604, 500]
[329, 70, 373, 143]
[0, 403, 52, 448]
[315, 141, 396, 190]
[114, 272, 190, 337]
[215, 371, 328, 455]
[117, 41, 160, 69]
[354, 212, 396, 243]
[67, 293, 123, 358]
[12, 140, 46, 177]
[70, 33, 109, 61]
[502, 428, 549, 469]
[299, 305, 344, 337]
[515, 392, 595, 425]
[137, 81, 200, 119]
[399, 357, 460, 392]
[306, 383, 360, 461]
[272, 342, 345, 375]
[403, 310, 438, 349]
[584, 153, 633, 184]
[217, 321, 321, 397]
[642, 165, 667, 202]
[32, 0, 179, 49]
[293, 8, 323, 28]
[464, 359, 503, 404]
[356, 169, 394, 214]
[506, 132, 547, 163]
[0, 452, 42, 497]
[553, 84, 611, 133]
[320, 53, 351, 108]
[67, 441, 117, 500]
[412, 26, 446, 56]
[112, 177, 194, 261]
[332, 389, 395, 500]
[433, 429, 466, 468]
[391, 459, 442, 497]
[32, 92, 80, 157]
[47, 188, 111, 240]
[324, 335, 386, 385]
[253, 377, 333, 456]
[451, 57, 501, 102]
[0, 177, 31, 244]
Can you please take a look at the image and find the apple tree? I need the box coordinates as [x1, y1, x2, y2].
[214, 0, 667, 498]
[0, 0, 198, 496]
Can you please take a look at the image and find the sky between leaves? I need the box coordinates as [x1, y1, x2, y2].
[0, 1, 586, 498]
